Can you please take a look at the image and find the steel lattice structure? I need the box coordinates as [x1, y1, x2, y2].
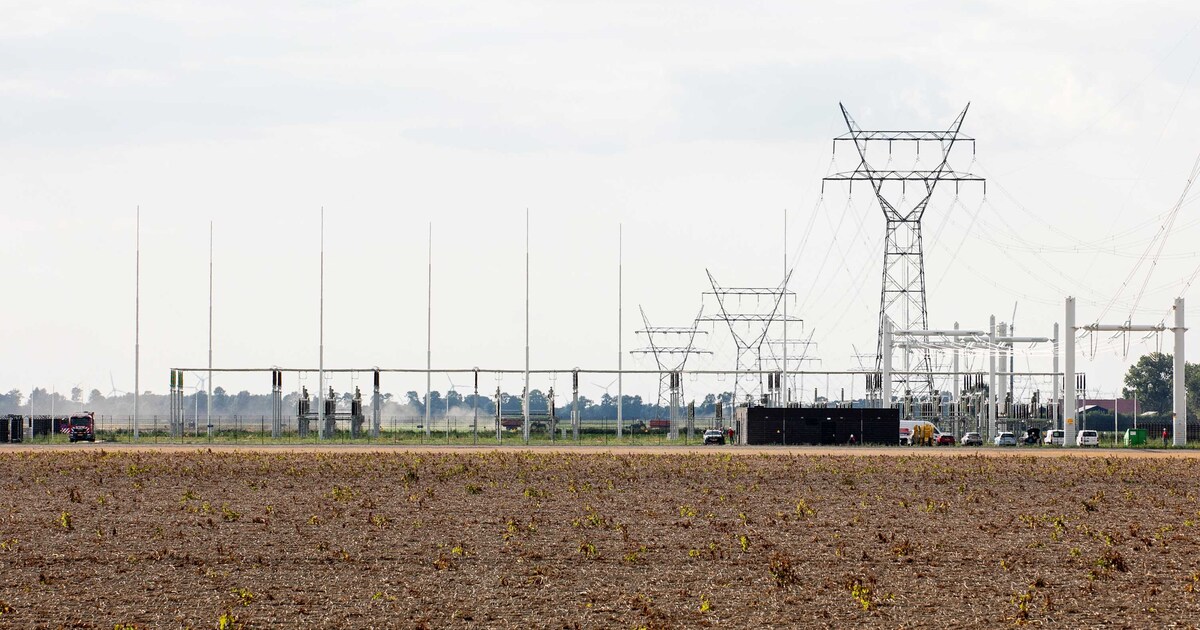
[822, 103, 985, 400]
[630, 306, 710, 438]
[698, 270, 801, 405]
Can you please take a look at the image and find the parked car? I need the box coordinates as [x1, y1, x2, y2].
[961, 432, 984, 446]
[994, 432, 1017, 446]
[702, 429, 725, 445]
[1044, 429, 1065, 446]
[936, 433, 956, 446]
[1021, 428, 1042, 445]
[1076, 429, 1099, 447]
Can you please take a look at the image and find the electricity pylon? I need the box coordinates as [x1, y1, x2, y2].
[822, 103, 985, 400]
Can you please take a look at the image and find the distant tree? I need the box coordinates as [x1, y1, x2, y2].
[425, 391, 444, 416]
[70, 387, 83, 403]
[1123, 353, 1175, 413]
[1122, 353, 1200, 417]
[212, 386, 229, 412]
[0, 389, 22, 412]
[528, 389, 548, 414]
[234, 390, 252, 411]
[1188, 362, 1200, 421]
[462, 393, 496, 415]
[403, 388, 422, 412]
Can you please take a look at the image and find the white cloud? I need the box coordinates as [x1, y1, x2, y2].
[3, 0, 1200, 402]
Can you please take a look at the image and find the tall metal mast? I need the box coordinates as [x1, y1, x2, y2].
[318, 207, 325, 439]
[134, 207, 140, 440]
[207, 220, 212, 437]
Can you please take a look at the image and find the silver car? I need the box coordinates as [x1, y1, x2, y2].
[961, 431, 983, 446]
[993, 432, 1017, 446]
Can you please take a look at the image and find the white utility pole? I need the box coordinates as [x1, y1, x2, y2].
[318, 208, 325, 439]
[782, 208, 788, 407]
[523, 211, 531, 443]
[1064, 297, 1076, 446]
[426, 223, 432, 440]
[881, 321, 892, 409]
[1173, 297, 1186, 446]
[952, 321, 960, 434]
[1052, 323, 1059, 430]
[988, 315, 997, 439]
[617, 223, 623, 438]
[207, 220, 213, 438]
[134, 207, 140, 440]
[998, 322, 1008, 421]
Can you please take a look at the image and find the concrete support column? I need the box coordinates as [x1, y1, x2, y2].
[953, 322, 960, 435]
[988, 315, 997, 439]
[1174, 298, 1186, 447]
[998, 322, 1008, 419]
[882, 321, 892, 411]
[1064, 297, 1077, 447]
[1052, 323, 1060, 430]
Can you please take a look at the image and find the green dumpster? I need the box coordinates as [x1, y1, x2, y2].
[1124, 428, 1147, 446]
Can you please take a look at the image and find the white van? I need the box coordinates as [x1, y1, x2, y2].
[1076, 430, 1099, 447]
[1044, 429, 1065, 446]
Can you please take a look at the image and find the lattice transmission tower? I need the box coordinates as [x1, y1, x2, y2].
[630, 306, 709, 439]
[822, 103, 985, 400]
[699, 270, 800, 406]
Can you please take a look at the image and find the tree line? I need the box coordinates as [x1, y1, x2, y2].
[3, 351, 1193, 419]
[0, 386, 737, 419]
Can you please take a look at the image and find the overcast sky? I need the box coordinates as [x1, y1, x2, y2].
[5, 0, 1200, 405]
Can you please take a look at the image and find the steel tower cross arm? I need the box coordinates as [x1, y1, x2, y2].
[705, 269, 750, 351]
[637, 305, 663, 370]
[828, 103, 982, 222]
[837, 104, 903, 222]
[823, 170, 984, 182]
[909, 103, 972, 222]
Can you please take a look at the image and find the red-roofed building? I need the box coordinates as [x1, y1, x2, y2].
[1078, 399, 1140, 416]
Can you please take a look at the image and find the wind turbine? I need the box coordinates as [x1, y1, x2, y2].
[445, 374, 460, 419]
[191, 375, 207, 431]
[591, 377, 618, 402]
[107, 373, 127, 399]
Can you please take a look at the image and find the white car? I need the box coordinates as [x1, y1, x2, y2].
[1076, 429, 1099, 447]
[994, 432, 1017, 446]
[1044, 429, 1065, 446]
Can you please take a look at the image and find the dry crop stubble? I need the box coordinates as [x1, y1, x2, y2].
[0, 449, 1198, 627]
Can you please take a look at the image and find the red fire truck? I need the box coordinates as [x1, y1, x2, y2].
[67, 412, 96, 443]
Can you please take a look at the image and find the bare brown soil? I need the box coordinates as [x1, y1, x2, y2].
[2, 449, 1199, 628]
[9, 442, 1200, 458]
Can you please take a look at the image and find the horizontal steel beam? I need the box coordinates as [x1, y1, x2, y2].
[823, 170, 984, 182]
[894, 329, 985, 336]
[835, 131, 975, 142]
[1079, 324, 1166, 332]
[171, 367, 1066, 377]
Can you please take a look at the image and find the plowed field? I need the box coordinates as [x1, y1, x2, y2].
[2, 449, 1199, 627]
